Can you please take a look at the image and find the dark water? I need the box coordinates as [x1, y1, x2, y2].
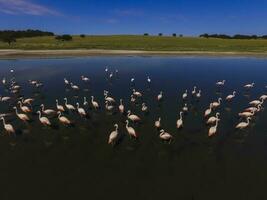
[0, 56, 267, 200]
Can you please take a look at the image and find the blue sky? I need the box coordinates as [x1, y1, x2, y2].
[0, 0, 267, 35]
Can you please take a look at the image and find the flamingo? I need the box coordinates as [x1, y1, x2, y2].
[192, 86, 197, 96]
[244, 104, 262, 113]
[211, 98, 222, 109]
[133, 89, 142, 97]
[119, 99, 124, 113]
[81, 75, 90, 82]
[76, 103, 86, 117]
[64, 78, 69, 85]
[244, 83, 255, 89]
[249, 99, 264, 106]
[104, 92, 115, 103]
[13, 107, 30, 122]
[236, 117, 251, 129]
[157, 91, 163, 101]
[196, 90, 201, 98]
[147, 76, 151, 84]
[204, 103, 213, 117]
[182, 103, 188, 112]
[176, 111, 183, 129]
[40, 104, 56, 115]
[36, 111, 51, 126]
[21, 97, 34, 105]
[64, 98, 76, 111]
[1, 117, 15, 135]
[91, 96, 99, 110]
[141, 103, 148, 113]
[58, 111, 71, 125]
[206, 112, 220, 125]
[108, 124, 119, 145]
[226, 91, 236, 101]
[70, 83, 79, 90]
[83, 97, 88, 106]
[216, 80, 225, 86]
[182, 90, 188, 99]
[238, 110, 255, 118]
[0, 96, 12, 102]
[159, 129, 173, 143]
[155, 117, 161, 128]
[130, 95, 136, 103]
[18, 101, 32, 113]
[260, 95, 267, 101]
[208, 119, 219, 137]
[56, 99, 65, 112]
[105, 101, 114, 111]
[127, 110, 141, 122]
[126, 120, 137, 138]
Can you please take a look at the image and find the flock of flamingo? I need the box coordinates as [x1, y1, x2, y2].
[0, 68, 266, 146]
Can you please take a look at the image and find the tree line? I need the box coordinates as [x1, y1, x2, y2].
[0, 29, 54, 45]
[199, 33, 267, 39]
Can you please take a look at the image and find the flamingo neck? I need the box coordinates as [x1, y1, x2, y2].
[38, 112, 41, 119]
[2, 118, 6, 126]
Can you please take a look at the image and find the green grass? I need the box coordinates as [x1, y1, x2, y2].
[1, 35, 267, 52]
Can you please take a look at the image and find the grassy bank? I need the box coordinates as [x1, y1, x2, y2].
[1, 35, 267, 52]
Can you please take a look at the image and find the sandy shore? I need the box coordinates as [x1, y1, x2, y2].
[1, 49, 267, 59]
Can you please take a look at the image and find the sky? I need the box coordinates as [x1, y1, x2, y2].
[0, 0, 267, 36]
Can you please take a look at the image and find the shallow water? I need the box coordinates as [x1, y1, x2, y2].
[0, 56, 267, 200]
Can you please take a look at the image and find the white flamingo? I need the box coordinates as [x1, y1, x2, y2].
[76, 103, 86, 117]
[208, 119, 219, 137]
[126, 120, 138, 138]
[127, 110, 141, 122]
[13, 107, 30, 122]
[211, 98, 222, 109]
[36, 111, 51, 126]
[216, 80, 225, 86]
[108, 124, 119, 145]
[236, 117, 251, 129]
[119, 99, 124, 113]
[157, 91, 163, 101]
[176, 111, 183, 129]
[141, 103, 148, 112]
[196, 90, 201, 98]
[58, 111, 71, 125]
[91, 96, 99, 110]
[40, 104, 56, 115]
[56, 99, 65, 112]
[244, 83, 255, 89]
[182, 90, 188, 99]
[238, 110, 255, 118]
[18, 101, 32, 113]
[64, 98, 76, 111]
[155, 117, 161, 128]
[226, 91, 236, 101]
[1, 117, 15, 135]
[133, 89, 142, 97]
[206, 112, 220, 125]
[192, 86, 197, 96]
[159, 129, 173, 143]
[204, 103, 213, 117]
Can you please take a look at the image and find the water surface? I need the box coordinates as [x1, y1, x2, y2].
[0, 56, 267, 200]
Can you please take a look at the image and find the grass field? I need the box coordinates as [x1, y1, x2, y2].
[1, 35, 267, 52]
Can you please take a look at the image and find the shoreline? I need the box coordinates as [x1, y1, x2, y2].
[1, 49, 267, 59]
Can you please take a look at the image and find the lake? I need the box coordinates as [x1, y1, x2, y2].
[0, 56, 267, 200]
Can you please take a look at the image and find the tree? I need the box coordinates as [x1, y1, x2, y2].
[1, 35, 16, 45]
[55, 34, 72, 41]
[179, 34, 183, 37]
[144, 33, 149, 36]
[172, 33, 176, 37]
[80, 34, 85, 38]
[158, 33, 163, 36]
